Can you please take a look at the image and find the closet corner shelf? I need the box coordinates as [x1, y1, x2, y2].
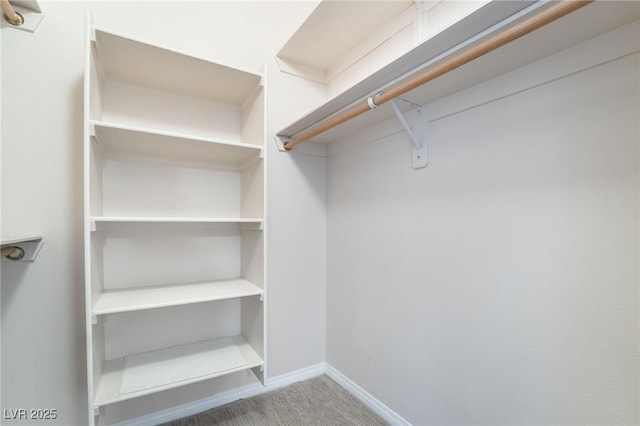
[93, 335, 263, 408]
[276, 0, 413, 77]
[92, 278, 264, 316]
[1, 235, 44, 262]
[90, 121, 264, 166]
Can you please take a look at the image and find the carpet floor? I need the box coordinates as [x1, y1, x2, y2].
[161, 375, 388, 426]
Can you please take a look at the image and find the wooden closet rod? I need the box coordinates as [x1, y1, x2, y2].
[284, 0, 593, 151]
[1, 0, 23, 26]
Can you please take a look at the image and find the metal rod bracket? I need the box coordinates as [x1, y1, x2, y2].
[1, 236, 44, 262]
[389, 99, 428, 169]
[274, 135, 290, 152]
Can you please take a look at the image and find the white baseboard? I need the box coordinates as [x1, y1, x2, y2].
[112, 363, 325, 426]
[113, 362, 409, 426]
[325, 363, 411, 426]
[264, 362, 326, 390]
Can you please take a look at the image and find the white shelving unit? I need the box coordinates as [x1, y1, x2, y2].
[84, 21, 266, 423]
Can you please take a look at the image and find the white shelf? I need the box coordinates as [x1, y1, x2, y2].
[92, 27, 262, 105]
[91, 121, 263, 167]
[91, 216, 264, 225]
[93, 278, 263, 315]
[93, 335, 263, 407]
[1, 235, 43, 245]
[277, 1, 413, 72]
[278, 1, 639, 145]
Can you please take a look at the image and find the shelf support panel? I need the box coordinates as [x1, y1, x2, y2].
[274, 135, 289, 153]
[1, 236, 44, 262]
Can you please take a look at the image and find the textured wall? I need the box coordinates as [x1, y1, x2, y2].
[327, 23, 639, 425]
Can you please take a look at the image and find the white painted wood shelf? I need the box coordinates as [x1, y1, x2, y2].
[91, 121, 263, 167]
[92, 27, 262, 105]
[276, 0, 413, 81]
[93, 278, 263, 315]
[90, 216, 264, 225]
[93, 336, 263, 407]
[85, 18, 267, 424]
[1, 235, 42, 245]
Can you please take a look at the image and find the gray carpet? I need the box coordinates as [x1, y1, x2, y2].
[161, 375, 388, 425]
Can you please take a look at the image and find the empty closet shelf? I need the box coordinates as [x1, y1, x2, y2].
[91, 28, 263, 106]
[93, 279, 264, 315]
[90, 216, 264, 224]
[93, 335, 263, 407]
[90, 120, 264, 166]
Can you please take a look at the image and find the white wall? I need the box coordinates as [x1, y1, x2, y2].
[1, 2, 327, 424]
[326, 23, 639, 425]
